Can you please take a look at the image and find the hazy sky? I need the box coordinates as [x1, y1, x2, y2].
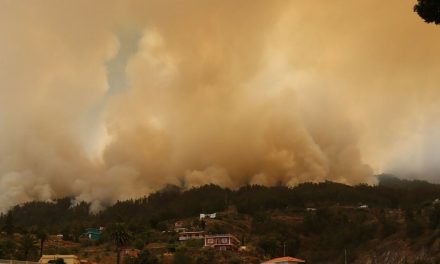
[1, 0, 440, 211]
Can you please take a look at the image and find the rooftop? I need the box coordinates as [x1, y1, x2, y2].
[261, 256, 306, 264]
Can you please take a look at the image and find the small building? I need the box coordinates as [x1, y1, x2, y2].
[261, 256, 306, 264]
[39, 255, 81, 264]
[85, 228, 102, 241]
[174, 221, 187, 233]
[178, 231, 205, 241]
[174, 221, 184, 228]
[200, 213, 216, 220]
[121, 248, 140, 258]
[204, 234, 240, 250]
[357, 204, 369, 210]
[175, 227, 187, 233]
[120, 249, 141, 264]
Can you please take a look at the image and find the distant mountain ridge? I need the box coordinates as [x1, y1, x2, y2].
[378, 173, 440, 190]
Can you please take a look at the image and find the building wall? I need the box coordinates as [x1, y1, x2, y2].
[39, 255, 81, 264]
[204, 235, 240, 249]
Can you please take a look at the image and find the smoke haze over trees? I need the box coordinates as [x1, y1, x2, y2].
[2, 175, 440, 232]
[1, 0, 440, 211]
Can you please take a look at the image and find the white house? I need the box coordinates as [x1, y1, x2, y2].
[200, 213, 216, 220]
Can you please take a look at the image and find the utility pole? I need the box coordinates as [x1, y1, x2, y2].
[344, 248, 347, 264]
[283, 242, 286, 257]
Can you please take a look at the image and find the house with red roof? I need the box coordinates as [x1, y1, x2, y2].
[261, 256, 306, 264]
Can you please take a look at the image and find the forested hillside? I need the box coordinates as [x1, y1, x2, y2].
[1, 175, 440, 263]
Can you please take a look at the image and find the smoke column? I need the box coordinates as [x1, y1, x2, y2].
[0, 0, 439, 211]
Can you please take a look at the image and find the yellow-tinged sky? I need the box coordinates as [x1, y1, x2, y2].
[0, 0, 439, 211]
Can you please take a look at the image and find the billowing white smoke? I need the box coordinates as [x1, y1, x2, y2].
[0, 0, 440, 212]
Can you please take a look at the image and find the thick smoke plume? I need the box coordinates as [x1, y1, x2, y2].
[1, 0, 440, 212]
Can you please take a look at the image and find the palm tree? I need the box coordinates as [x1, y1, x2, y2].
[20, 233, 36, 260]
[108, 223, 130, 264]
[36, 230, 48, 257]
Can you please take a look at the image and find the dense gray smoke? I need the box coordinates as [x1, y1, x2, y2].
[1, 0, 440, 212]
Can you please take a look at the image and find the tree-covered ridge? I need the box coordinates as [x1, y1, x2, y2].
[2, 175, 440, 233]
[2, 175, 440, 263]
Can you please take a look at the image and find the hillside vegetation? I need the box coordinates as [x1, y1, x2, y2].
[1, 175, 440, 263]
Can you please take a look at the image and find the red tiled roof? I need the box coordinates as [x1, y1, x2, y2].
[261, 256, 306, 263]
